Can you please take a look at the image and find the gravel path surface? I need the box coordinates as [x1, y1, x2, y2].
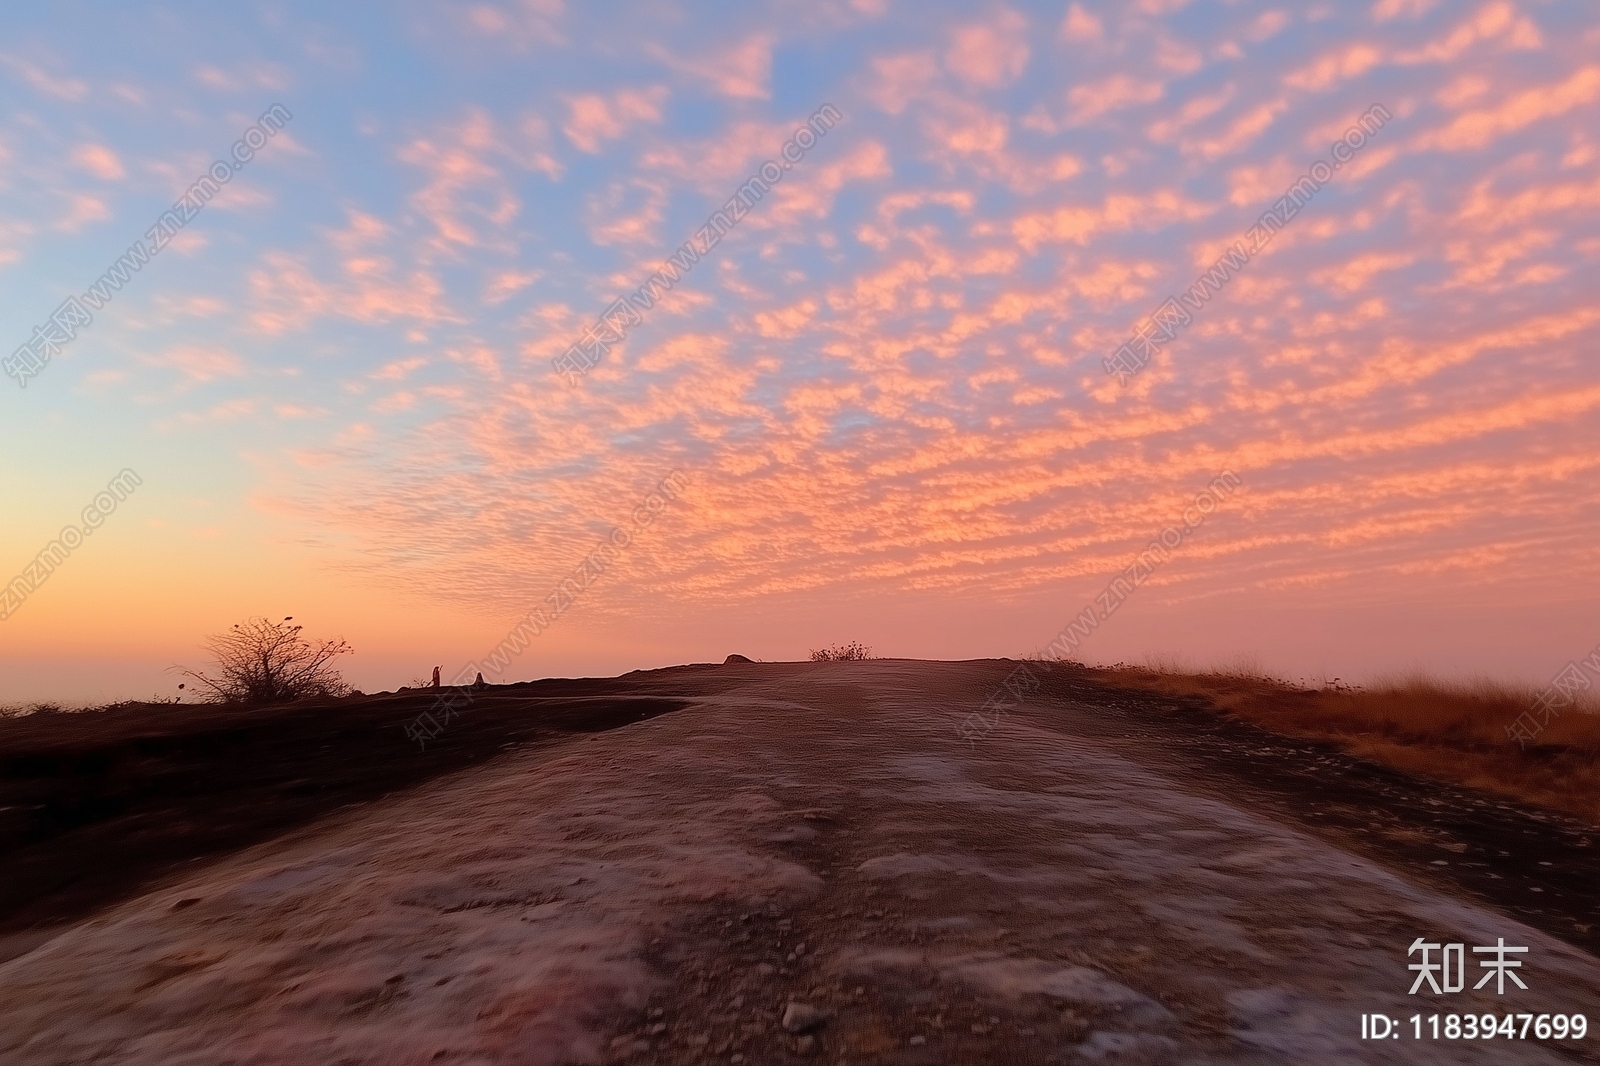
[2, 660, 1597, 1064]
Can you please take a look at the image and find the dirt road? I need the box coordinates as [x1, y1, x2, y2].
[2, 660, 1597, 1063]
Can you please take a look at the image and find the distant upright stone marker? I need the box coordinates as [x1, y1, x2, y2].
[431, 666, 441, 688]
[724, 653, 754, 664]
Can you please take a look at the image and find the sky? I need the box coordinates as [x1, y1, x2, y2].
[1, 0, 1597, 704]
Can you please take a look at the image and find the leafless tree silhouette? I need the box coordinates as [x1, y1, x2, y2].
[180, 616, 353, 703]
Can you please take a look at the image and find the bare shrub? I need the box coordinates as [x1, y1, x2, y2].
[180, 616, 353, 704]
[810, 641, 873, 662]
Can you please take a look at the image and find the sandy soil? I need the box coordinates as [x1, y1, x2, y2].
[1, 660, 1597, 1064]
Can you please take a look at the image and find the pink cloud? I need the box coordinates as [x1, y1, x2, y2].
[55, 192, 110, 231]
[583, 178, 667, 246]
[1373, 0, 1437, 21]
[1190, 97, 1289, 158]
[144, 345, 246, 384]
[561, 86, 668, 153]
[192, 62, 291, 92]
[651, 35, 773, 100]
[1283, 43, 1383, 91]
[44, 0, 1600, 690]
[1455, 171, 1600, 228]
[1067, 75, 1165, 123]
[1011, 190, 1213, 249]
[763, 140, 892, 229]
[1243, 11, 1291, 43]
[864, 51, 940, 114]
[945, 9, 1030, 89]
[398, 110, 525, 257]
[1435, 75, 1490, 107]
[1145, 85, 1235, 142]
[923, 99, 1009, 154]
[1312, 250, 1417, 293]
[483, 269, 540, 304]
[465, 0, 566, 48]
[1061, 4, 1104, 44]
[248, 244, 454, 335]
[70, 144, 124, 180]
[372, 357, 427, 382]
[1, 55, 88, 100]
[1393, 2, 1542, 63]
[1421, 66, 1600, 150]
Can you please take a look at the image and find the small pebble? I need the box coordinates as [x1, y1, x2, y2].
[781, 1002, 829, 1034]
[909, 1035, 927, 1046]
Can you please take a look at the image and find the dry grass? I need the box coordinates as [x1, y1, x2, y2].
[1088, 663, 1600, 825]
[810, 642, 873, 662]
[0, 701, 83, 719]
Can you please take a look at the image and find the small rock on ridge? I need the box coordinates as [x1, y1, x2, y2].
[780, 1002, 829, 1034]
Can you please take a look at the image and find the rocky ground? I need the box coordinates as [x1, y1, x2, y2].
[1, 659, 1597, 1064]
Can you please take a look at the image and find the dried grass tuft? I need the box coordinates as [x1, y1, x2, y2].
[1092, 663, 1600, 823]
